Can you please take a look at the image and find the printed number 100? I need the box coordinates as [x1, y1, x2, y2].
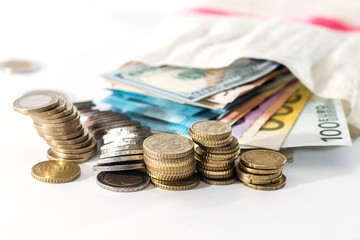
[319, 122, 343, 142]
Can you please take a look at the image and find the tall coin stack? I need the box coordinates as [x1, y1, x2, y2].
[143, 133, 200, 191]
[236, 149, 287, 191]
[92, 122, 151, 192]
[189, 120, 240, 185]
[13, 92, 96, 164]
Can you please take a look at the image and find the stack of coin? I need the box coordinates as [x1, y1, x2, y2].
[236, 149, 287, 191]
[189, 120, 240, 185]
[13, 92, 96, 164]
[143, 133, 200, 191]
[92, 122, 151, 192]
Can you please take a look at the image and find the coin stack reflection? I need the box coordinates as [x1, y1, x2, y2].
[236, 150, 287, 191]
[143, 133, 200, 191]
[189, 120, 240, 185]
[13, 92, 96, 164]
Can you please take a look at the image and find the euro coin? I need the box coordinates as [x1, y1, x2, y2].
[13, 92, 59, 114]
[235, 163, 281, 181]
[200, 176, 237, 185]
[151, 173, 200, 191]
[242, 175, 287, 191]
[31, 160, 80, 183]
[92, 162, 145, 172]
[2, 60, 39, 74]
[100, 149, 144, 159]
[147, 169, 194, 181]
[240, 162, 284, 175]
[241, 149, 287, 170]
[96, 170, 150, 192]
[189, 120, 232, 140]
[96, 154, 144, 165]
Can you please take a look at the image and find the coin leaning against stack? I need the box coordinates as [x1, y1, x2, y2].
[236, 149, 287, 191]
[143, 133, 200, 191]
[189, 120, 240, 185]
[92, 119, 151, 192]
[13, 92, 97, 165]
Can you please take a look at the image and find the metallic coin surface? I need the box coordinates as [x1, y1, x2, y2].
[97, 154, 144, 165]
[238, 174, 283, 185]
[242, 175, 287, 191]
[235, 164, 281, 181]
[31, 160, 80, 183]
[196, 161, 235, 171]
[100, 143, 143, 153]
[143, 133, 194, 158]
[200, 176, 237, 185]
[151, 174, 200, 191]
[29, 98, 66, 118]
[240, 162, 284, 175]
[2, 60, 39, 74]
[93, 162, 145, 172]
[190, 120, 232, 139]
[100, 149, 144, 159]
[46, 149, 91, 163]
[147, 169, 194, 181]
[96, 170, 150, 192]
[241, 150, 287, 170]
[198, 137, 239, 153]
[13, 92, 59, 114]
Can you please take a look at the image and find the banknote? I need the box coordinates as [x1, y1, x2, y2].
[221, 79, 295, 125]
[241, 81, 302, 138]
[282, 95, 352, 148]
[102, 58, 278, 103]
[238, 86, 312, 150]
[232, 86, 287, 138]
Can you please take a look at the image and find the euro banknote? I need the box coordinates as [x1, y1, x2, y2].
[238, 86, 312, 150]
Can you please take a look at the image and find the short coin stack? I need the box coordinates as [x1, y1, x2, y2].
[189, 120, 240, 185]
[236, 149, 287, 191]
[13, 92, 96, 164]
[143, 133, 200, 191]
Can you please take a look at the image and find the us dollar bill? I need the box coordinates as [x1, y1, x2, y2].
[102, 59, 278, 103]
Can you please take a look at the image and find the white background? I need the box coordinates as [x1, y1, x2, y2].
[1, 1, 360, 240]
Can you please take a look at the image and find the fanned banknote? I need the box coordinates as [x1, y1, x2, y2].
[103, 59, 278, 103]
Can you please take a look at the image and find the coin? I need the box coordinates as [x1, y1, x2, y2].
[190, 120, 232, 139]
[197, 167, 234, 179]
[46, 149, 91, 163]
[196, 147, 240, 160]
[40, 127, 84, 140]
[143, 133, 194, 158]
[198, 138, 239, 153]
[97, 154, 144, 165]
[146, 163, 196, 175]
[31, 160, 80, 183]
[13, 92, 59, 114]
[240, 162, 284, 175]
[96, 170, 150, 192]
[103, 133, 150, 144]
[241, 150, 287, 170]
[92, 162, 145, 172]
[144, 154, 195, 166]
[2, 60, 39, 74]
[52, 138, 97, 154]
[238, 174, 283, 185]
[107, 126, 150, 135]
[100, 143, 144, 153]
[29, 98, 67, 118]
[196, 161, 235, 171]
[104, 137, 147, 146]
[100, 149, 144, 159]
[46, 128, 90, 145]
[49, 135, 92, 149]
[43, 104, 75, 120]
[151, 173, 200, 191]
[147, 169, 194, 181]
[195, 153, 236, 165]
[200, 176, 237, 185]
[242, 175, 287, 191]
[235, 163, 281, 181]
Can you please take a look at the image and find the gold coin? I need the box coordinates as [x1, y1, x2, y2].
[197, 167, 234, 176]
[198, 170, 234, 180]
[52, 137, 97, 154]
[144, 154, 195, 166]
[13, 92, 59, 115]
[192, 135, 233, 148]
[151, 174, 200, 191]
[48, 134, 92, 149]
[196, 147, 240, 160]
[28, 97, 66, 118]
[198, 138, 239, 153]
[241, 149, 287, 170]
[31, 160, 80, 183]
[34, 112, 80, 128]
[143, 133, 194, 159]
[190, 120, 232, 139]
[240, 161, 284, 175]
[147, 169, 194, 181]
[146, 162, 196, 174]
[238, 174, 283, 185]
[40, 127, 84, 140]
[50, 147, 96, 159]
[45, 128, 89, 145]
[43, 104, 76, 121]
[200, 176, 237, 185]
[235, 163, 281, 181]
[196, 161, 235, 171]
[143, 152, 194, 163]
[47, 148, 91, 163]
[195, 153, 236, 164]
[242, 175, 287, 191]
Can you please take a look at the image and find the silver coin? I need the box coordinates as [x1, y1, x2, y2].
[107, 126, 150, 135]
[91, 121, 141, 137]
[100, 143, 144, 152]
[2, 60, 39, 74]
[93, 162, 145, 171]
[100, 149, 144, 159]
[103, 128, 150, 138]
[103, 137, 147, 145]
[97, 154, 144, 164]
[103, 133, 150, 144]
[96, 170, 150, 192]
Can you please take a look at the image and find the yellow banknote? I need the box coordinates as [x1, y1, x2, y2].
[238, 85, 312, 150]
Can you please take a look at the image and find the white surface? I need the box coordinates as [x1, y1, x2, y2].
[1, 1, 360, 240]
